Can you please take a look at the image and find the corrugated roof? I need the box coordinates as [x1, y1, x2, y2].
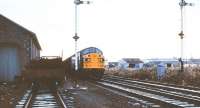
[0, 14, 41, 50]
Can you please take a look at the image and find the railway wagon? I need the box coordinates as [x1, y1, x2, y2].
[22, 56, 65, 84]
[64, 47, 105, 80]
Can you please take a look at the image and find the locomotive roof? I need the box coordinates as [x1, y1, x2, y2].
[80, 47, 103, 55]
[64, 47, 103, 61]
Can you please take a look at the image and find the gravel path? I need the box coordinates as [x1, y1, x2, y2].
[63, 80, 139, 108]
[0, 82, 29, 108]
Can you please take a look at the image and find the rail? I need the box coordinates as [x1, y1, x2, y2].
[95, 75, 200, 108]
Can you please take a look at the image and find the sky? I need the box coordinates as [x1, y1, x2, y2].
[1, 0, 200, 61]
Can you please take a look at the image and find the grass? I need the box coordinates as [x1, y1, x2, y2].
[105, 67, 200, 87]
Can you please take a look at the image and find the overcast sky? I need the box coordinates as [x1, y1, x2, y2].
[1, 0, 200, 61]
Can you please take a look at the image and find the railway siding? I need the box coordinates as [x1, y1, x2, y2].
[97, 75, 200, 107]
[15, 88, 75, 108]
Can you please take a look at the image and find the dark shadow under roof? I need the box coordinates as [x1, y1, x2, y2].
[122, 58, 144, 64]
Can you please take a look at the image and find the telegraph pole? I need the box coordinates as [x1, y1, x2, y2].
[178, 0, 193, 73]
[73, 0, 90, 71]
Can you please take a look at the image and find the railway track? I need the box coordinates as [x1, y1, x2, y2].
[15, 87, 75, 108]
[105, 75, 200, 95]
[15, 89, 65, 108]
[95, 75, 200, 108]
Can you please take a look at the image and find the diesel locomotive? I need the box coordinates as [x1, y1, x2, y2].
[64, 47, 105, 80]
[21, 47, 105, 86]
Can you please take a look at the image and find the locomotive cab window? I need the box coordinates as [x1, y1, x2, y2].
[84, 58, 90, 62]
